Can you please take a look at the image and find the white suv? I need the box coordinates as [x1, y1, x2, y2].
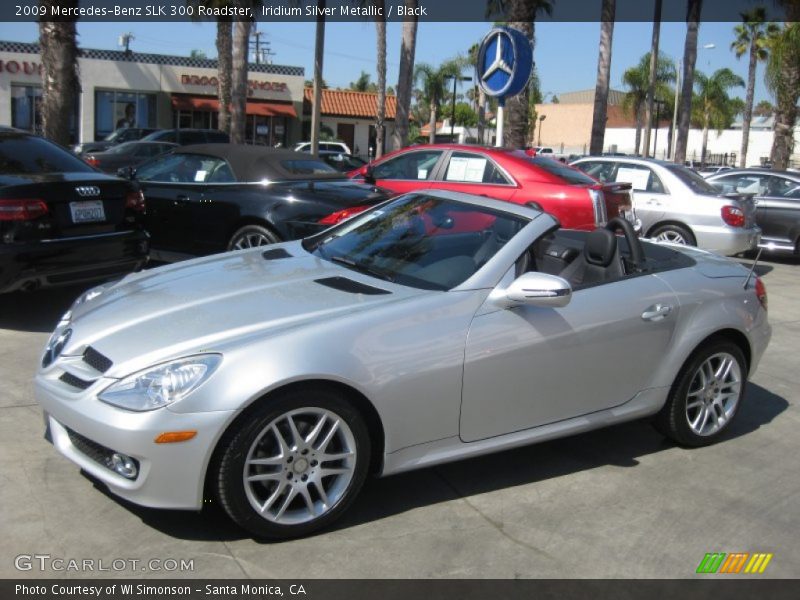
[294, 141, 352, 155]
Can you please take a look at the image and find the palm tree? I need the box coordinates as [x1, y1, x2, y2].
[642, 0, 663, 157]
[393, 0, 419, 149]
[230, 15, 251, 144]
[694, 68, 745, 165]
[468, 43, 487, 145]
[310, 0, 327, 155]
[375, 1, 387, 158]
[674, 0, 703, 165]
[414, 60, 462, 144]
[38, 0, 80, 145]
[589, 0, 616, 156]
[753, 99, 774, 117]
[731, 8, 779, 167]
[216, 20, 233, 135]
[349, 71, 374, 92]
[622, 52, 675, 156]
[486, 0, 554, 148]
[766, 21, 800, 170]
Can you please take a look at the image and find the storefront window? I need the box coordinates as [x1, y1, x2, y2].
[94, 90, 156, 140]
[11, 85, 78, 142]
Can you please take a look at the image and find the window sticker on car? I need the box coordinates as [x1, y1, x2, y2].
[446, 157, 488, 183]
[417, 169, 428, 179]
[616, 167, 651, 191]
[194, 170, 207, 182]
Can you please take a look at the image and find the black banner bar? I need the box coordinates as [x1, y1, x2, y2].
[3, 579, 800, 600]
[2, 0, 794, 23]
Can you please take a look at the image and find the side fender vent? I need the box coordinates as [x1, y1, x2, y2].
[262, 248, 293, 260]
[314, 277, 390, 295]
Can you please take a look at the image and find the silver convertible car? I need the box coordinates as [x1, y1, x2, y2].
[35, 190, 771, 539]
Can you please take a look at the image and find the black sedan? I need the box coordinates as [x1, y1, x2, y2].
[83, 141, 178, 173]
[73, 127, 159, 156]
[0, 128, 149, 294]
[320, 152, 368, 172]
[126, 145, 393, 261]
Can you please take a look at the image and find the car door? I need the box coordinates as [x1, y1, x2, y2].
[136, 153, 203, 253]
[460, 272, 678, 442]
[369, 149, 446, 194]
[755, 176, 800, 247]
[611, 162, 669, 234]
[427, 150, 518, 201]
[183, 158, 242, 255]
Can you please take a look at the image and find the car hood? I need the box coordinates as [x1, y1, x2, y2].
[61, 241, 427, 377]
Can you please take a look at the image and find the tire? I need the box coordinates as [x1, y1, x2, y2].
[227, 224, 280, 251]
[651, 223, 697, 246]
[653, 340, 747, 447]
[214, 387, 371, 539]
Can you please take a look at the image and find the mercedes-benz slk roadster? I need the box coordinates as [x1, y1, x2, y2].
[35, 190, 771, 539]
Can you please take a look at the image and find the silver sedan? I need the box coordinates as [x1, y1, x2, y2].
[35, 190, 771, 539]
[572, 157, 761, 255]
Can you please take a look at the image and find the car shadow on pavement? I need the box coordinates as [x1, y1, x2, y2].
[79, 383, 787, 543]
[0, 285, 89, 333]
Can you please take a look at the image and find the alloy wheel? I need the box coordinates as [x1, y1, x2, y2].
[685, 352, 742, 436]
[242, 407, 357, 526]
[655, 230, 687, 245]
[232, 233, 273, 249]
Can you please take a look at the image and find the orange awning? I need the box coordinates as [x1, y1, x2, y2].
[171, 95, 297, 118]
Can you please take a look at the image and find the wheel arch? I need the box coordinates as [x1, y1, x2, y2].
[673, 328, 752, 386]
[203, 378, 386, 502]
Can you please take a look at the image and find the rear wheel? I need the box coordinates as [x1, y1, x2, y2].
[215, 387, 370, 539]
[228, 225, 279, 251]
[654, 340, 746, 447]
[651, 223, 696, 246]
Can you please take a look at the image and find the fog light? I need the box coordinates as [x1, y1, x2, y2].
[107, 452, 138, 479]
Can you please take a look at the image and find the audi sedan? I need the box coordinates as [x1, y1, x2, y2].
[36, 190, 770, 539]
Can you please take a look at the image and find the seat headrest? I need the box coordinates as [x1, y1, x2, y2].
[584, 228, 618, 267]
[492, 217, 519, 243]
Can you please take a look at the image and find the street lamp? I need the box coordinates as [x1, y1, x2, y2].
[537, 114, 546, 147]
[446, 74, 473, 142]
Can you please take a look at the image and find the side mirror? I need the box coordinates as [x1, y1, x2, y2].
[117, 166, 136, 180]
[364, 164, 376, 184]
[503, 272, 572, 308]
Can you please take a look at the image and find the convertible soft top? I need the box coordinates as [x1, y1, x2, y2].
[178, 143, 347, 183]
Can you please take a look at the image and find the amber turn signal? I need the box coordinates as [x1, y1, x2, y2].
[154, 431, 197, 444]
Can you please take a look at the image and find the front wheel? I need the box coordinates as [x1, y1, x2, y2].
[654, 340, 747, 447]
[227, 224, 280, 251]
[214, 388, 371, 539]
[651, 224, 696, 246]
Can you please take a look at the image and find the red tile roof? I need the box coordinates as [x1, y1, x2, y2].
[304, 87, 397, 120]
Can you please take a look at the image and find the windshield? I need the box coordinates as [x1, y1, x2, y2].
[666, 165, 719, 195]
[105, 142, 137, 155]
[304, 194, 528, 291]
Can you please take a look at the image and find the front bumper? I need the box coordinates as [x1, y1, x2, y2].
[694, 225, 761, 256]
[0, 230, 149, 294]
[35, 373, 235, 510]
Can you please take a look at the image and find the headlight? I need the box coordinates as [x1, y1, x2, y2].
[98, 354, 222, 412]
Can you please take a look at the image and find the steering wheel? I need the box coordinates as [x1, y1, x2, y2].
[605, 217, 644, 272]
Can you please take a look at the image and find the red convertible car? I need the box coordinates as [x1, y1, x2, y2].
[348, 144, 634, 231]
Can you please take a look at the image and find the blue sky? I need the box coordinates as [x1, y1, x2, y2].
[0, 20, 772, 104]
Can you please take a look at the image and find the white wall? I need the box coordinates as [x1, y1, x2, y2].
[603, 127, 779, 166]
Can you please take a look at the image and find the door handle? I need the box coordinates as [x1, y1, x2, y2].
[642, 304, 672, 321]
[174, 195, 189, 206]
[646, 199, 661, 206]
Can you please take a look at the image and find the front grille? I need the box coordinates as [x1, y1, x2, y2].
[59, 372, 93, 390]
[83, 346, 113, 373]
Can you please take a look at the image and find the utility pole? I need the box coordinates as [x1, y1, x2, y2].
[119, 32, 135, 55]
[249, 27, 275, 65]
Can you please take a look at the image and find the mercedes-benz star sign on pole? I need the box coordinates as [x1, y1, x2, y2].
[476, 27, 533, 147]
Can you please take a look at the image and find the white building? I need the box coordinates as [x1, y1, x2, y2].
[0, 40, 305, 145]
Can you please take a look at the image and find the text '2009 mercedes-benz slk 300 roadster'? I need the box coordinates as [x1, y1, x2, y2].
[35, 189, 771, 539]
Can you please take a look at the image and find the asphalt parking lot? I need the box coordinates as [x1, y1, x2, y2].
[1, 255, 798, 580]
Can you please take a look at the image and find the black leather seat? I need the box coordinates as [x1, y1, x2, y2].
[559, 228, 625, 287]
